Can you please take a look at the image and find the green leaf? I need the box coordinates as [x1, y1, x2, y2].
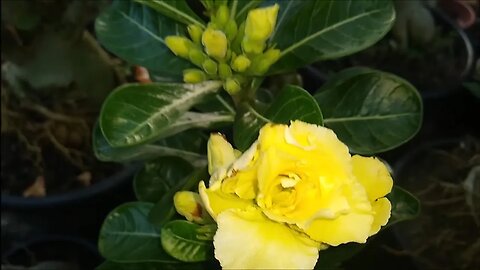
[134, 157, 193, 203]
[270, 0, 395, 73]
[161, 220, 214, 262]
[99, 81, 223, 147]
[98, 202, 178, 263]
[315, 68, 422, 154]
[149, 168, 209, 226]
[134, 0, 205, 26]
[234, 85, 323, 151]
[97, 260, 213, 270]
[95, 0, 193, 79]
[93, 124, 207, 166]
[386, 186, 420, 226]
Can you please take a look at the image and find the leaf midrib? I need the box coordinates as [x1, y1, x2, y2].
[146, 0, 205, 27]
[323, 113, 418, 124]
[116, 82, 221, 144]
[279, 8, 386, 57]
[118, 10, 165, 44]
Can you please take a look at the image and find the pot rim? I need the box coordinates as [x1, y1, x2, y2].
[1, 163, 140, 209]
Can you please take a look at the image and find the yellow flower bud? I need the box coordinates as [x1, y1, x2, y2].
[215, 5, 230, 27]
[249, 48, 280, 75]
[245, 4, 279, 41]
[218, 63, 232, 79]
[231, 55, 251, 72]
[224, 20, 238, 41]
[174, 191, 210, 224]
[202, 59, 218, 75]
[224, 77, 241, 95]
[183, 69, 207, 83]
[208, 133, 237, 175]
[165, 36, 193, 59]
[242, 4, 279, 54]
[187, 24, 203, 44]
[189, 49, 208, 67]
[202, 28, 228, 59]
[242, 39, 265, 54]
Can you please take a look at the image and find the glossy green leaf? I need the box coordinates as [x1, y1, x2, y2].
[97, 260, 213, 270]
[149, 168, 209, 226]
[99, 81, 223, 147]
[386, 186, 420, 226]
[95, 0, 193, 79]
[161, 220, 214, 262]
[269, 0, 395, 73]
[98, 202, 177, 263]
[315, 68, 422, 154]
[135, 0, 205, 26]
[134, 157, 193, 203]
[93, 124, 207, 166]
[234, 85, 323, 151]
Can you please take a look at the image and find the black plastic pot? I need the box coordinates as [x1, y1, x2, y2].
[1, 164, 139, 250]
[392, 138, 480, 270]
[1, 164, 138, 209]
[1, 234, 101, 270]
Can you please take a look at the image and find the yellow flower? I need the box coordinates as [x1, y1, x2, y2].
[202, 28, 228, 59]
[197, 120, 393, 269]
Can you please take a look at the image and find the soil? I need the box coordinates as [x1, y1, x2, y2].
[314, 26, 468, 95]
[1, 86, 121, 198]
[392, 137, 480, 270]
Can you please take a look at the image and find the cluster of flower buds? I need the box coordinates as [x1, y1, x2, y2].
[165, 3, 280, 95]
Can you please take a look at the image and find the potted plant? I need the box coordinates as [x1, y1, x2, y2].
[1, 0, 138, 234]
[93, 0, 423, 269]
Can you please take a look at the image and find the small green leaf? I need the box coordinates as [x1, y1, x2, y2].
[134, 157, 193, 203]
[98, 202, 177, 263]
[161, 220, 214, 262]
[270, 0, 395, 73]
[315, 68, 423, 154]
[134, 0, 205, 26]
[95, 0, 193, 79]
[93, 124, 207, 166]
[149, 168, 209, 226]
[234, 85, 323, 151]
[99, 81, 223, 147]
[387, 186, 420, 226]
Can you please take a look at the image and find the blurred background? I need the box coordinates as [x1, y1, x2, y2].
[1, 0, 479, 269]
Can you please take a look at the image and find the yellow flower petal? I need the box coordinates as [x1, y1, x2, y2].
[303, 174, 373, 245]
[173, 191, 210, 224]
[305, 211, 374, 246]
[352, 155, 393, 201]
[214, 208, 319, 269]
[370, 197, 391, 236]
[198, 181, 252, 219]
[208, 133, 237, 182]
